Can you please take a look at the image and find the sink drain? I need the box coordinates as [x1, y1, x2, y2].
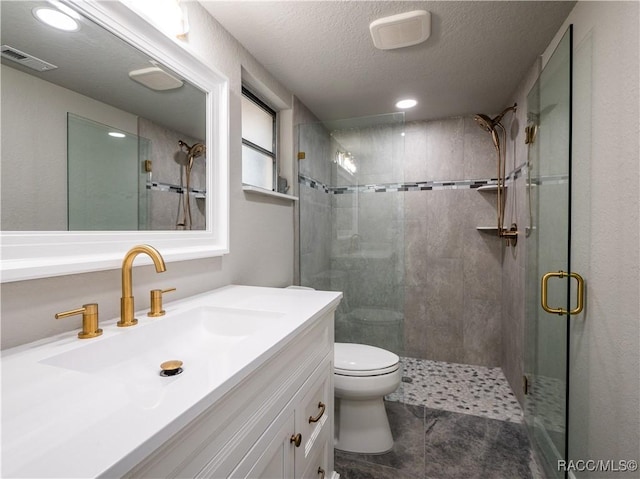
[160, 360, 183, 377]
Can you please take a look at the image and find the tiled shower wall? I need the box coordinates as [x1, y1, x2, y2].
[402, 118, 503, 365]
[299, 115, 509, 368]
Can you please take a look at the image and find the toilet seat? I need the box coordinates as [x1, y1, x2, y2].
[334, 343, 400, 377]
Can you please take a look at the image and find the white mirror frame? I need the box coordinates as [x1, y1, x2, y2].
[0, 0, 229, 283]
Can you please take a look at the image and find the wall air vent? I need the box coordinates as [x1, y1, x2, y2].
[1, 45, 58, 72]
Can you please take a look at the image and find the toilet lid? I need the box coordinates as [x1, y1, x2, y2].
[334, 343, 400, 377]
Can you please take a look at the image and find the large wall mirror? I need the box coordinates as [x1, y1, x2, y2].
[1, 1, 229, 282]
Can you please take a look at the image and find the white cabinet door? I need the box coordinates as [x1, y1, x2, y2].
[230, 409, 295, 479]
[230, 356, 334, 479]
[299, 433, 331, 479]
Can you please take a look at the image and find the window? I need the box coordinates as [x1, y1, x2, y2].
[241, 86, 277, 190]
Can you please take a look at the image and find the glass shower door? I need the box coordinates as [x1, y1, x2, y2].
[298, 114, 405, 356]
[524, 26, 575, 478]
[67, 114, 144, 230]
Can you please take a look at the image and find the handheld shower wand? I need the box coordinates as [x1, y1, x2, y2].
[177, 140, 206, 229]
[473, 103, 518, 245]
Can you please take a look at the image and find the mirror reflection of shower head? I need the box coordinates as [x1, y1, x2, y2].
[178, 140, 206, 160]
[189, 143, 206, 160]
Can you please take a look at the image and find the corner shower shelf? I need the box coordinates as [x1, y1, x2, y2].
[476, 184, 507, 192]
[242, 185, 298, 201]
[477, 186, 507, 232]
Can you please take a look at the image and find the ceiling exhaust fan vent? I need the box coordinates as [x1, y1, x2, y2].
[129, 66, 184, 91]
[1, 45, 58, 72]
[369, 10, 431, 50]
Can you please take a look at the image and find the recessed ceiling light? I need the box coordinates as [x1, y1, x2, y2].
[108, 132, 126, 138]
[396, 99, 417, 109]
[33, 7, 79, 32]
[47, 1, 82, 20]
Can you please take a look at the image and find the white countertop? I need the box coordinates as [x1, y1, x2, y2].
[1, 285, 342, 478]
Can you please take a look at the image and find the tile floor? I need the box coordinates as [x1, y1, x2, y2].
[335, 357, 542, 479]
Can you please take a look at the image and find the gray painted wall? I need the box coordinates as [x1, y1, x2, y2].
[1, 65, 138, 231]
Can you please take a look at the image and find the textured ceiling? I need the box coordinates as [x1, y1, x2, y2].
[201, 1, 576, 122]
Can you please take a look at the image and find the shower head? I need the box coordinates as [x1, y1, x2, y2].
[189, 143, 206, 159]
[178, 140, 206, 163]
[474, 113, 494, 132]
[474, 103, 518, 132]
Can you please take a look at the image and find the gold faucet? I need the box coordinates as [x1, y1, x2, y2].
[118, 245, 166, 327]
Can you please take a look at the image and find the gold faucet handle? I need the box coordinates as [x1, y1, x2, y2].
[55, 303, 103, 339]
[148, 288, 176, 317]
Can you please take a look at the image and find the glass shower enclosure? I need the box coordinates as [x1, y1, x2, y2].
[298, 113, 405, 356]
[524, 26, 574, 478]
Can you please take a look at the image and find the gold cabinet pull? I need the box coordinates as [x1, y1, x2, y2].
[317, 467, 325, 478]
[290, 433, 302, 447]
[308, 401, 326, 423]
[55, 303, 102, 339]
[541, 271, 585, 315]
[148, 287, 176, 317]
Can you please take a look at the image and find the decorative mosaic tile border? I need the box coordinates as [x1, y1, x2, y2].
[300, 164, 566, 195]
[147, 181, 206, 197]
[298, 175, 331, 193]
[299, 173, 499, 194]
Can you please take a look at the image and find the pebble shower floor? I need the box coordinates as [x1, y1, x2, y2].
[386, 357, 524, 423]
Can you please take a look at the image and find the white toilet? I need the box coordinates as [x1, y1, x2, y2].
[334, 342, 402, 454]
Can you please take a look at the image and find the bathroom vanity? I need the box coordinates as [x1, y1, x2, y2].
[1, 286, 342, 478]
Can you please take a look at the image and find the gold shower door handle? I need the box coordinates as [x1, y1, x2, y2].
[541, 271, 585, 315]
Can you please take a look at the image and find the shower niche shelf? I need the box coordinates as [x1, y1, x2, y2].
[476, 185, 505, 233]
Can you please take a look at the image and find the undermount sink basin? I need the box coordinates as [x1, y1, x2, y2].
[40, 306, 284, 387]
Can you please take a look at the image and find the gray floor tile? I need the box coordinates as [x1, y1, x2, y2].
[336, 401, 425, 477]
[334, 456, 419, 479]
[424, 408, 533, 479]
[336, 357, 538, 479]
